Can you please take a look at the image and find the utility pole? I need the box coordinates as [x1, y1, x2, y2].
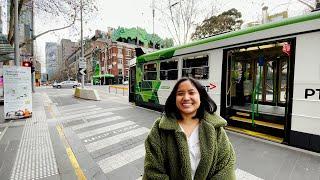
[31, 0, 35, 92]
[152, 0, 155, 49]
[14, 0, 20, 65]
[80, 0, 85, 88]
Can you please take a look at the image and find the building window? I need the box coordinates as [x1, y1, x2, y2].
[119, 69, 122, 75]
[160, 60, 178, 80]
[144, 63, 157, 80]
[118, 58, 122, 64]
[118, 48, 122, 55]
[126, 49, 131, 56]
[182, 55, 209, 79]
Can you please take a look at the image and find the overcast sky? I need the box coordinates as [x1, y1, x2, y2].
[30, 0, 307, 71]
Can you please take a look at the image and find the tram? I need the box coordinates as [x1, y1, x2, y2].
[129, 11, 320, 152]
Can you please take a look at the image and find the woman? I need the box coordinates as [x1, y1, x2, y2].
[143, 77, 236, 180]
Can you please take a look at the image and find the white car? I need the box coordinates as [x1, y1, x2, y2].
[55, 81, 80, 89]
[123, 81, 129, 85]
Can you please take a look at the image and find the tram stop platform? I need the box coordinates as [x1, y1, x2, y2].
[0, 92, 319, 180]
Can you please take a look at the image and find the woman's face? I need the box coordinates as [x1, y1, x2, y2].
[175, 80, 201, 118]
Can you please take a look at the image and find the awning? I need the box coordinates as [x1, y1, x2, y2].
[0, 34, 14, 61]
[92, 74, 115, 78]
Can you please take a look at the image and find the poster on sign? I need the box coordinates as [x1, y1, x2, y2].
[3, 66, 32, 120]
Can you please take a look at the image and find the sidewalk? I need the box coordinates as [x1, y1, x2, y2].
[0, 92, 78, 180]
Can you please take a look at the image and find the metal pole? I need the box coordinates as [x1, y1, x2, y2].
[152, 0, 155, 49]
[80, 0, 84, 88]
[31, 1, 35, 92]
[14, 0, 20, 65]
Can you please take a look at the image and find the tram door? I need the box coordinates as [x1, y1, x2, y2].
[129, 66, 136, 102]
[224, 42, 291, 142]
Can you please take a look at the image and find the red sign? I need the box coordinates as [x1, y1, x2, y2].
[209, 83, 216, 90]
[282, 43, 291, 56]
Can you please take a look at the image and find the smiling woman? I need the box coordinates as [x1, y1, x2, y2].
[143, 77, 236, 180]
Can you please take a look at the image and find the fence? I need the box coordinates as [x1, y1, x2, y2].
[108, 85, 128, 96]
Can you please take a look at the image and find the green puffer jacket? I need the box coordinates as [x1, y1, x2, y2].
[143, 112, 236, 180]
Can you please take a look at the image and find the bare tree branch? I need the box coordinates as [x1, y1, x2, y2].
[297, 0, 315, 10]
[19, 10, 77, 48]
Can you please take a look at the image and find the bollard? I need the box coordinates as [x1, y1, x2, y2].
[109, 86, 110, 93]
[123, 87, 124, 96]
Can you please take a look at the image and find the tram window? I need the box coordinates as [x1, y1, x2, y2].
[144, 63, 157, 80]
[160, 60, 178, 80]
[182, 55, 209, 79]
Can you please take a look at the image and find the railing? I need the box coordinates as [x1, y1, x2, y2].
[251, 65, 263, 127]
[108, 85, 129, 96]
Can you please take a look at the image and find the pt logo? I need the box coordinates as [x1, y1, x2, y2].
[305, 89, 320, 99]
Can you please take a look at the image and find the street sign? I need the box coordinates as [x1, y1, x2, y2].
[78, 57, 86, 69]
[79, 61, 86, 69]
[79, 68, 86, 75]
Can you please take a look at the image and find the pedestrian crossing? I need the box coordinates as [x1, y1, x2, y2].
[58, 103, 146, 179]
[58, 103, 265, 180]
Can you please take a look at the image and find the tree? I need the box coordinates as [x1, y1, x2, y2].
[297, 0, 320, 10]
[155, 0, 201, 45]
[6, 0, 97, 48]
[191, 8, 243, 40]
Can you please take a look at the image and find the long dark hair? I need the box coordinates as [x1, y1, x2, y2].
[164, 77, 217, 120]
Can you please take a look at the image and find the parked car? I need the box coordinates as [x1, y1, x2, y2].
[123, 81, 129, 85]
[55, 81, 80, 89]
[52, 81, 58, 88]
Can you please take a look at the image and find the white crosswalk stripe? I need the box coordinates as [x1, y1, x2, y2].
[98, 144, 145, 174]
[71, 116, 123, 131]
[236, 169, 264, 180]
[61, 107, 103, 116]
[85, 127, 149, 152]
[61, 106, 100, 114]
[78, 121, 135, 139]
[59, 110, 112, 121]
[60, 104, 95, 110]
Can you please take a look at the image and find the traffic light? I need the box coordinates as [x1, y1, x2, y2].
[22, 60, 35, 73]
[22, 60, 32, 67]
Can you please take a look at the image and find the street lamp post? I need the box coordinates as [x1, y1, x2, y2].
[80, 0, 85, 88]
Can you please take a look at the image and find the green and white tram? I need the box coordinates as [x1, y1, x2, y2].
[129, 11, 320, 152]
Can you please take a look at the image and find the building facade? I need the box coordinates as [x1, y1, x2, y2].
[58, 39, 78, 80]
[45, 42, 58, 81]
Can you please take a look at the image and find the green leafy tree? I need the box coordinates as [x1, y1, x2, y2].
[191, 8, 243, 40]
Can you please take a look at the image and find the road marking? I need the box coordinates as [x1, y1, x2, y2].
[98, 144, 145, 174]
[235, 168, 264, 180]
[71, 116, 123, 131]
[44, 92, 87, 180]
[0, 126, 9, 142]
[60, 111, 113, 121]
[57, 125, 87, 180]
[85, 127, 149, 152]
[60, 105, 97, 113]
[61, 107, 103, 116]
[78, 121, 136, 139]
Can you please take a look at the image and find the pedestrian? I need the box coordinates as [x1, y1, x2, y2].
[143, 77, 236, 180]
